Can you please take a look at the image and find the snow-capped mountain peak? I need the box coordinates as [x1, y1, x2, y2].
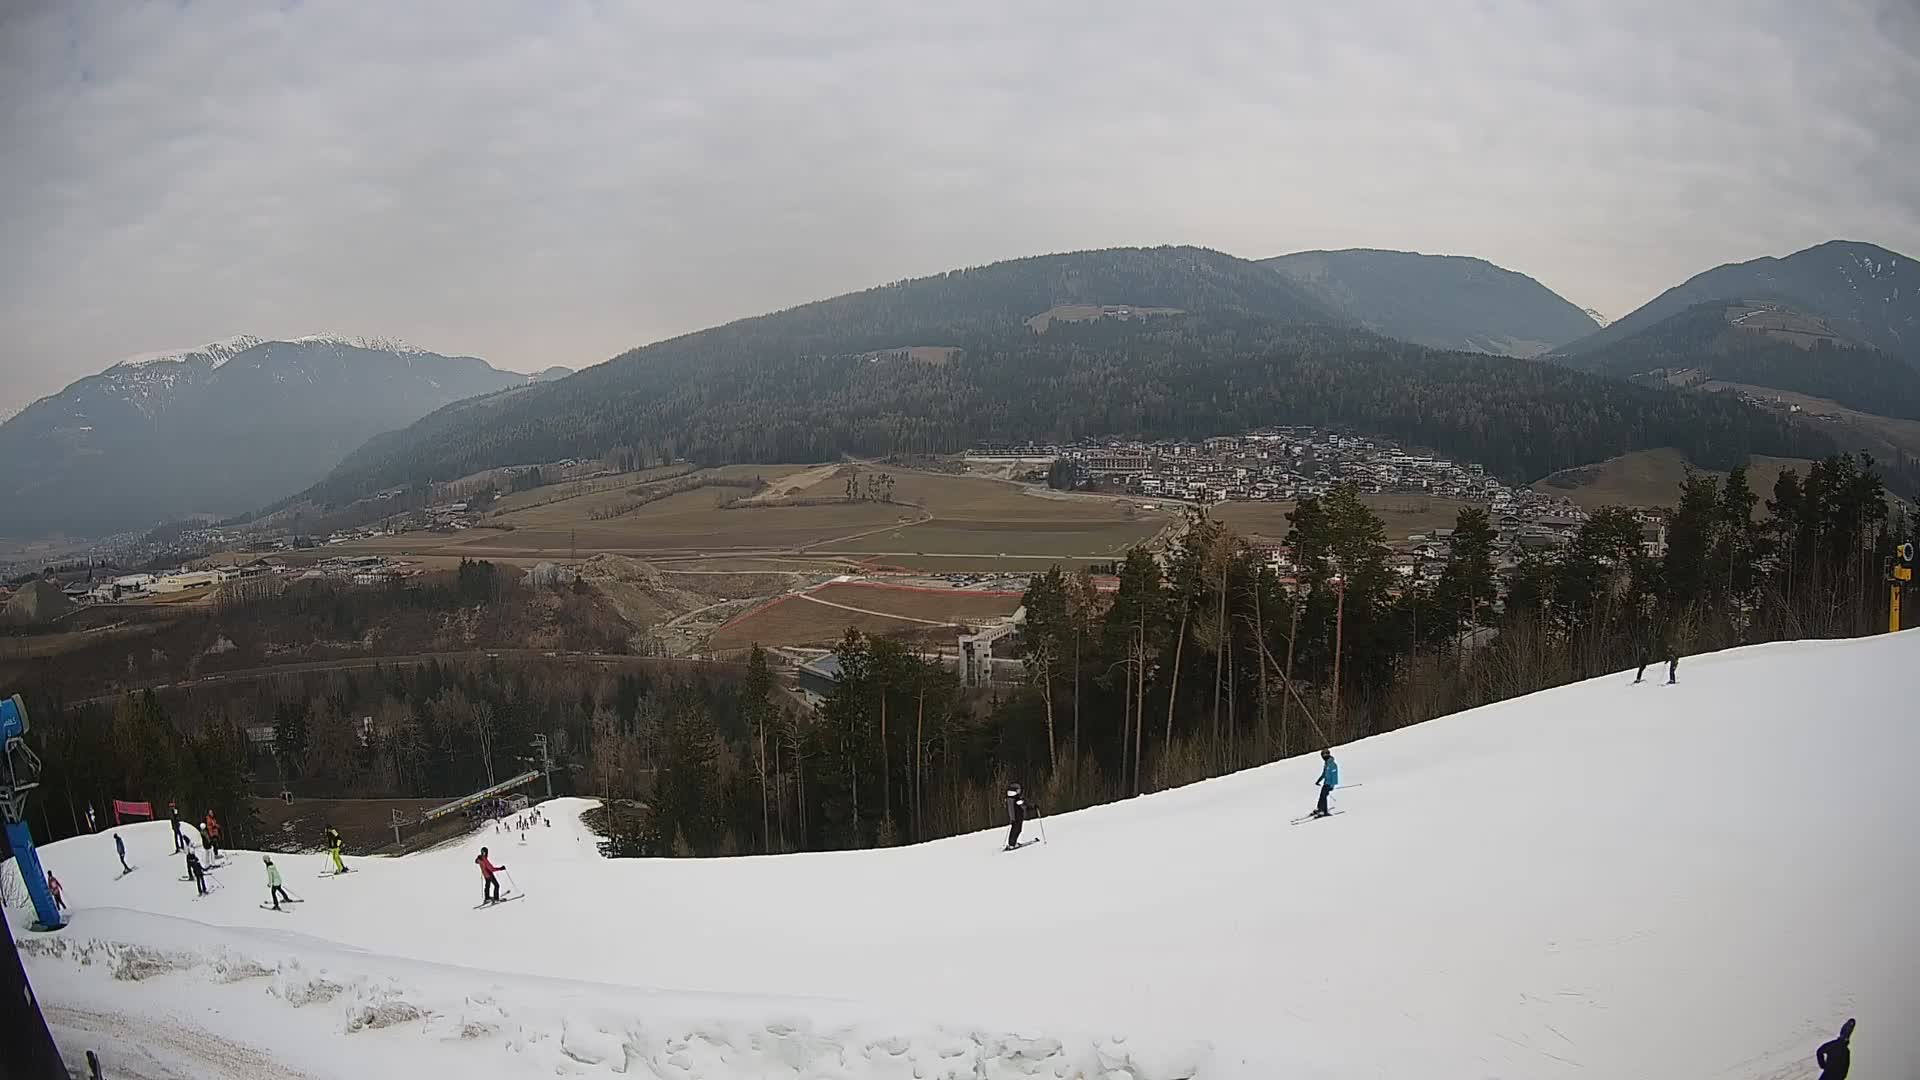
[106, 334, 265, 373]
[287, 332, 429, 355]
[1582, 307, 1610, 327]
[1, 334, 528, 536]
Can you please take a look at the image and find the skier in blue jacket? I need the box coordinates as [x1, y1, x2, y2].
[1311, 749, 1339, 818]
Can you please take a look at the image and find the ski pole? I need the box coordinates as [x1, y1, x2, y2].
[503, 870, 521, 896]
[1036, 814, 1048, 844]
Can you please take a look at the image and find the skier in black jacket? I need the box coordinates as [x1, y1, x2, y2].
[1816, 1018, 1854, 1080]
[184, 850, 207, 896]
[1003, 784, 1027, 850]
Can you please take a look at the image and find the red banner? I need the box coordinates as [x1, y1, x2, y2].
[112, 799, 154, 824]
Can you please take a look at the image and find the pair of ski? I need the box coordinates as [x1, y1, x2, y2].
[475, 892, 524, 909]
[317, 868, 354, 878]
[259, 899, 306, 911]
[1289, 810, 1345, 825]
[1001, 839, 1041, 852]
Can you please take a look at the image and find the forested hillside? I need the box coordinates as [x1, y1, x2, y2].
[302, 248, 1831, 509]
[1557, 239, 1920, 359]
[1261, 248, 1598, 356]
[1558, 301, 1920, 420]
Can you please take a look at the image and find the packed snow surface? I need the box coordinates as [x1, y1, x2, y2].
[13, 634, 1920, 1078]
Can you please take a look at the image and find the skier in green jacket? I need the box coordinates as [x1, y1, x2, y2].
[264, 855, 294, 910]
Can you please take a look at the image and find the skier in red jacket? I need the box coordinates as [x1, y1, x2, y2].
[475, 846, 506, 905]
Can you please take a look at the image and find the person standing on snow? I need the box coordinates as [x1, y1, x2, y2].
[1003, 783, 1028, 850]
[263, 856, 294, 910]
[204, 811, 223, 861]
[169, 803, 185, 852]
[1311, 749, 1340, 818]
[185, 849, 208, 896]
[324, 825, 348, 875]
[1816, 1018, 1855, 1080]
[114, 832, 131, 874]
[475, 846, 506, 904]
[45, 872, 65, 911]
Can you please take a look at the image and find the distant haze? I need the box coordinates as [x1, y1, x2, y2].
[3, 1, 1916, 414]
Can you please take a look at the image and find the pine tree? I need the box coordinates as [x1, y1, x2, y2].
[740, 645, 776, 853]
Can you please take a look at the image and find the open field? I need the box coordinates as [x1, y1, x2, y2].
[807, 582, 1022, 621]
[488, 464, 694, 514]
[837, 553, 1118, 572]
[708, 581, 1022, 650]
[336, 494, 907, 562]
[1533, 448, 1813, 513]
[1707, 380, 1920, 467]
[332, 466, 1167, 565]
[1212, 496, 1477, 543]
[806, 469, 1165, 558]
[708, 596, 956, 651]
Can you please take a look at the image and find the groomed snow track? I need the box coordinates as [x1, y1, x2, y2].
[11, 633, 1920, 1078]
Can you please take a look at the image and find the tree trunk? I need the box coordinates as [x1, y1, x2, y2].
[1072, 629, 1081, 771]
[1227, 622, 1236, 771]
[1118, 652, 1131, 795]
[1041, 656, 1058, 774]
[773, 733, 786, 853]
[1162, 609, 1188, 786]
[1212, 563, 1226, 770]
[1134, 620, 1147, 796]
[914, 685, 925, 843]
[1282, 604, 1299, 759]
[879, 692, 889, 832]
[1255, 586, 1270, 761]
[757, 712, 770, 854]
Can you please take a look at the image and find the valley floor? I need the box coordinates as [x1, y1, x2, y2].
[12, 633, 1920, 1078]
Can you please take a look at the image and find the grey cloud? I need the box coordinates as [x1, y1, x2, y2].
[3, 0, 1917, 412]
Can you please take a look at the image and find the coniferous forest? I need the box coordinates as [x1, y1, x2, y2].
[15, 454, 1907, 859]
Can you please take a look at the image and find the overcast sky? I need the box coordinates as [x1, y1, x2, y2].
[3, 0, 1917, 414]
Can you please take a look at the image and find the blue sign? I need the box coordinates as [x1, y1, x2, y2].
[0, 694, 24, 740]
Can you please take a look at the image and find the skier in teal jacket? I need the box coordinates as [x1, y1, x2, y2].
[1311, 749, 1339, 818]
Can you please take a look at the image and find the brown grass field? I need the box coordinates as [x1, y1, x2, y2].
[1532, 448, 1813, 513]
[488, 463, 694, 514]
[1211, 496, 1478, 543]
[807, 470, 1164, 558]
[707, 581, 1022, 650]
[337, 466, 1170, 565]
[334, 466, 912, 561]
[806, 582, 1023, 620]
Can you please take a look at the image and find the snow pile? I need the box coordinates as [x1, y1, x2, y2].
[13, 633, 1920, 1078]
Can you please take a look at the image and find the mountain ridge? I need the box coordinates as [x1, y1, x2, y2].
[1553, 298, 1920, 421]
[1555, 240, 1919, 360]
[1259, 247, 1599, 357]
[295, 246, 1829, 512]
[0, 336, 538, 536]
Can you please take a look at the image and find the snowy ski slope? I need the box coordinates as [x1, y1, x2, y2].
[12, 633, 1920, 1078]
